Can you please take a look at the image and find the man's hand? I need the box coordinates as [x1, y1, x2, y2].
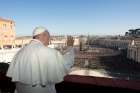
[66, 36, 74, 46]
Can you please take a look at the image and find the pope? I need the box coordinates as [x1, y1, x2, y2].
[6, 26, 75, 93]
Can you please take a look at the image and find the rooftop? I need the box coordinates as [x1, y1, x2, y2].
[0, 17, 14, 23]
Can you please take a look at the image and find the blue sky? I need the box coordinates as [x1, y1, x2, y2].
[0, 0, 140, 36]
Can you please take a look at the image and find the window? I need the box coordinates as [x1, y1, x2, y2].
[11, 35, 14, 37]
[4, 35, 7, 38]
[3, 24, 6, 30]
[11, 25, 12, 29]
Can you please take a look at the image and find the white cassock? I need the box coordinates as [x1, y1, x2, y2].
[6, 39, 74, 93]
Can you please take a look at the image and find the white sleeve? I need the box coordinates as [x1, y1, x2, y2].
[63, 47, 75, 72]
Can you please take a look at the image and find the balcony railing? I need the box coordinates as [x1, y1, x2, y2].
[0, 74, 140, 93]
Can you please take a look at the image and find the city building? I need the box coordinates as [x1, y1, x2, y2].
[127, 40, 140, 63]
[14, 35, 80, 48]
[90, 38, 140, 63]
[0, 18, 15, 49]
[0, 18, 80, 49]
[14, 36, 32, 48]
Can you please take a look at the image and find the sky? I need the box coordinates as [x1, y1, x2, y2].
[0, 0, 140, 36]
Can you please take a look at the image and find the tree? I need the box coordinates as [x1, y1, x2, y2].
[128, 28, 140, 37]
